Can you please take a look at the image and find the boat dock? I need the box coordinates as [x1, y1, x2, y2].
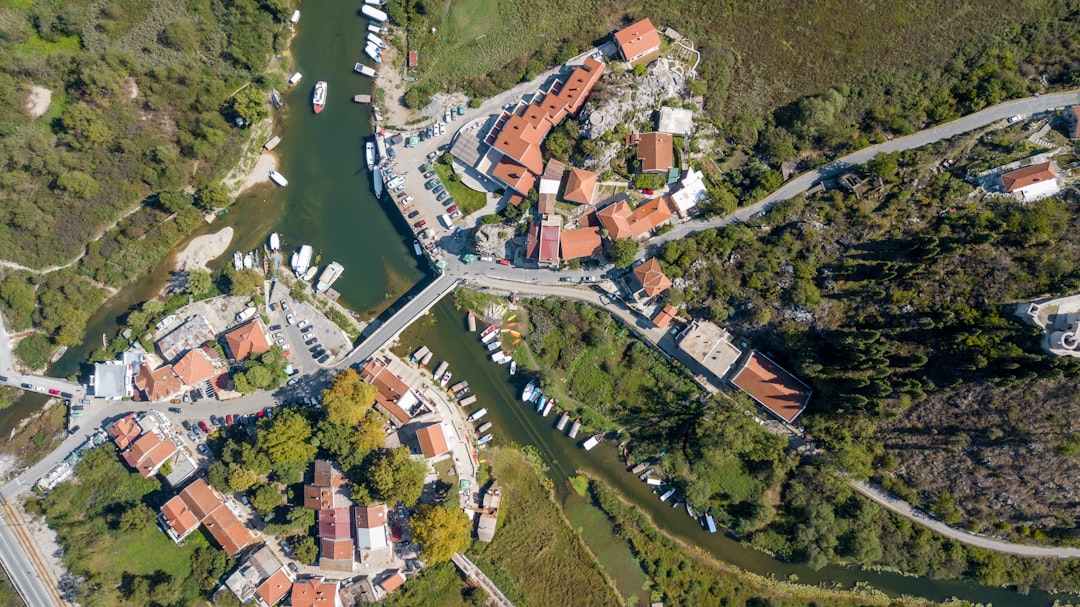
[459, 395, 477, 407]
[353, 94, 372, 103]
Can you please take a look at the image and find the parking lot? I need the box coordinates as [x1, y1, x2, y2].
[268, 280, 352, 374]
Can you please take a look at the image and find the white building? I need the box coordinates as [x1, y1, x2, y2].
[669, 168, 707, 218]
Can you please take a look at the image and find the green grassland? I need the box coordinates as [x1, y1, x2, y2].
[469, 446, 622, 606]
[382, 561, 474, 607]
[0, 572, 21, 607]
[433, 158, 487, 215]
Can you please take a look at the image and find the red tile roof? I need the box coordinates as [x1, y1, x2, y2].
[538, 159, 566, 215]
[552, 57, 605, 115]
[109, 414, 141, 450]
[290, 577, 340, 607]
[358, 358, 414, 424]
[730, 352, 812, 423]
[614, 18, 661, 62]
[255, 569, 292, 607]
[416, 423, 449, 458]
[313, 460, 336, 487]
[320, 537, 354, 561]
[122, 431, 178, 478]
[134, 363, 182, 402]
[161, 495, 200, 539]
[652, 305, 678, 328]
[379, 571, 406, 594]
[628, 196, 674, 237]
[491, 157, 538, 196]
[633, 258, 672, 297]
[562, 167, 597, 204]
[224, 321, 271, 361]
[1001, 161, 1057, 193]
[173, 348, 217, 385]
[559, 227, 603, 260]
[180, 478, 223, 521]
[319, 507, 353, 541]
[304, 485, 334, 511]
[635, 132, 674, 173]
[508, 194, 525, 207]
[203, 503, 254, 556]
[407, 50, 418, 67]
[354, 503, 388, 529]
[596, 202, 634, 240]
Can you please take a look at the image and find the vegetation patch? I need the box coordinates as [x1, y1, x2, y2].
[0, 398, 67, 468]
[433, 156, 486, 216]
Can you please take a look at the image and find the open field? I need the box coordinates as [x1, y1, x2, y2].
[382, 561, 472, 607]
[433, 161, 486, 216]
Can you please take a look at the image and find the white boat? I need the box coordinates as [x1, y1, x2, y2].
[269, 233, 280, 250]
[367, 33, 387, 50]
[288, 72, 302, 86]
[365, 44, 382, 63]
[373, 106, 383, 121]
[491, 351, 512, 364]
[269, 170, 288, 187]
[521, 380, 535, 402]
[361, 4, 388, 20]
[645, 476, 663, 486]
[466, 408, 487, 422]
[433, 361, 449, 379]
[440, 371, 451, 387]
[509, 361, 517, 376]
[368, 23, 386, 34]
[555, 411, 570, 431]
[365, 142, 375, 171]
[315, 261, 343, 293]
[582, 433, 602, 451]
[486, 341, 501, 352]
[292, 245, 313, 277]
[233, 252, 243, 271]
[290, 9, 300, 24]
[541, 399, 553, 417]
[481, 330, 499, 344]
[354, 63, 379, 78]
[302, 266, 318, 282]
[420, 351, 433, 366]
[659, 488, 676, 502]
[312, 80, 327, 114]
[413, 240, 422, 255]
[373, 166, 383, 198]
[243, 252, 254, 269]
[477, 434, 493, 445]
[568, 418, 581, 439]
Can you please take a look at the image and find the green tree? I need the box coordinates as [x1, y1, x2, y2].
[250, 483, 283, 515]
[257, 409, 316, 466]
[321, 368, 377, 426]
[228, 466, 258, 493]
[246, 365, 272, 389]
[185, 269, 212, 297]
[118, 503, 155, 532]
[197, 182, 232, 210]
[369, 447, 426, 506]
[410, 504, 470, 564]
[229, 86, 269, 126]
[353, 410, 386, 455]
[607, 237, 640, 269]
[226, 267, 263, 296]
[190, 546, 228, 591]
[208, 460, 230, 493]
[158, 190, 193, 213]
[293, 535, 318, 565]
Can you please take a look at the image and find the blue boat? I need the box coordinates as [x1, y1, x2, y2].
[521, 381, 535, 402]
[477, 434, 494, 445]
[530, 389, 541, 403]
[705, 513, 717, 534]
[536, 394, 548, 413]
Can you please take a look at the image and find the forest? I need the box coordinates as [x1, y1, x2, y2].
[0, 0, 288, 367]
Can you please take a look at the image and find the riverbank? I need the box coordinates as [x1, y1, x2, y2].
[174, 227, 234, 271]
[373, 35, 411, 128]
[222, 120, 279, 197]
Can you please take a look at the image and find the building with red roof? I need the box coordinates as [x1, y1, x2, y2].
[134, 363, 183, 402]
[633, 132, 674, 173]
[415, 423, 450, 458]
[559, 227, 603, 260]
[223, 321, 271, 361]
[490, 157, 538, 196]
[378, 571, 406, 596]
[160, 495, 200, 541]
[354, 503, 389, 552]
[173, 348, 218, 386]
[614, 18, 661, 65]
[538, 159, 565, 215]
[652, 305, 678, 329]
[358, 357, 417, 424]
[407, 50, 418, 67]
[203, 503, 255, 557]
[318, 507, 354, 569]
[632, 258, 672, 298]
[597, 198, 675, 241]
[108, 414, 141, 450]
[525, 216, 562, 267]
[562, 167, 597, 204]
[121, 430, 178, 478]
[999, 161, 1059, 201]
[161, 478, 253, 556]
[255, 569, 293, 607]
[291, 577, 343, 607]
[730, 351, 812, 424]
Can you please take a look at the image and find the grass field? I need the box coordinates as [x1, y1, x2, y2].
[433, 162, 487, 216]
[469, 447, 621, 606]
[383, 561, 472, 607]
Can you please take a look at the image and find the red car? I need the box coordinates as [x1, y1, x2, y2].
[198, 421, 210, 433]
[446, 205, 458, 214]
[47, 389, 60, 396]
[497, 259, 511, 266]
[413, 220, 426, 229]
[226, 414, 234, 425]
[642, 189, 654, 195]
[256, 410, 264, 418]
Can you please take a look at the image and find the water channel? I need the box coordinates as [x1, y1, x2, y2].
[0, 2, 1074, 604]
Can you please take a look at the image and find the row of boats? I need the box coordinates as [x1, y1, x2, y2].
[631, 462, 718, 534]
[409, 345, 494, 446]
[360, 4, 389, 65]
[286, 243, 344, 293]
[519, 379, 601, 449]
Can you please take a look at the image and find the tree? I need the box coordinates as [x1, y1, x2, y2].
[410, 504, 470, 564]
[229, 87, 268, 126]
[369, 447, 426, 506]
[226, 267, 263, 296]
[207, 460, 230, 493]
[228, 466, 258, 493]
[257, 409, 316, 466]
[158, 190, 193, 213]
[185, 269, 212, 297]
[321, 368, 377, 426]
[250, 483, 283, 515]
[197, 183, 231, 210]
[353, 410, 386, 455]
[293, 536, 318, 565]
[190, 546, 228, 591]
[118, 504, 155, 532]
[608, 237, 640, 269]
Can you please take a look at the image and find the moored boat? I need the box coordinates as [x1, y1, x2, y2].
[467, 311, 476, 332]
[420, 351, 433, 366]
[372, 106, 383, 121]
[411, 346, 430, 363]
[365, 44, 382, 63]
[477, 434, 494, 445]
[491, 351, 512, 364]
[365, 142, 375, 171]
[582, 433, 602, 451]
[466, 408, 487, 422]
[269, 170, 288, 187]
[433, 361, 449, 379]
[521, 381, 535, 402]
[659, 488, 676, 502]
[243, 252, 254, 269]
[509, 361, 517, 375]
[367, 23, 386, 34]
[686, 503, 696, 518]
[705, 513, 717, 533]
[269, 233, 280, 250]
[302, 266, 318, 282]
[449, 380, 468, 393]
[292, 245, 313, 278]
[631, 461, 651, 475]
[541, 399, 553, 417]
[476, 421, 492, 433]
[529, 388, 541, 403]
[645, 476, 663, 486]
[233, 251, 243, 271]
[485, 341, 501, 352]
[367, 33, 387, 50]
[354, 63, 379, 78]
[312, 80, 327, 113]
[536, 394, 547, 413]
[361, 4, 388, 21]
[555, 411, 570, 431]
[288, 72, 302, 86]
[290, 10, 300, 25]
[315, 261, 343, 293]
[413, 240, 422, 256]
[373, 166, 383, 198]
[440, 371, 452, 387]
[568, 418, 581, 439]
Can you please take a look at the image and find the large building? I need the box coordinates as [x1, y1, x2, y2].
[121, 429, 178, 478]
[559, 227, 603, 261]
[730, 351, 812, 424]
[657, 105, 694, 137]
[415, 423, 450, 459]
[668, 169, 706, 218]
[358, 357, 418, 424]
[91, 351, 141, 399]
[633, 132, 674, 174]
[676, 320, 743, 380]
[562, 167, 598, 205]
[318, 507, 354, 571]
[224, 545, 293, 606]
[631, 258, 672, 298]
[1000, 161, 1059, 201]
[291, 577, 343, 607]
[614, 18, 661, 65]
[596, 198, 674, 240]
[173, 347, 219, 386]
[156, 315, 216, 363]
[224, 320, 272, 361]
[159, 478, 254, 556]
[109, 411, 189, 481]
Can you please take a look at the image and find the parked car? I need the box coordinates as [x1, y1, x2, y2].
[297, 320, 310, 330]
[0, 376, 8, 382]
[280, 300, 288, 311]
[424, 179, 439, 190]
[437, 191, 449, 202]
[197, 444, 210, 455]
[286, 314, 295, 325]
[226, 414, 234, 425]
[446, 205, 458, 214]
[432, 185, 445, 197]
[276, 337, 286, 345]
[169, 407, 182, 413]
[303, 332, 315, 340]
[497, 259, 512, 266]
[47, 388, 59, 395]
[182, 420, 192, 431]
[280, 344, 289, 352]
[187, 432, 198, 442]
[450, 210, 462, 219]
[210, 415, 221, 426]
[444, 197, 455, 207]
[407, 210, 420, 219]
[413, 220, 426, 228]
[392, 184, 405, 194]
[426, 151, 438, 160]
[423, 171, 435, 179]
[79, 398, 90, 405]
[403, 195, 414, 204]
[20, 383, 32, 390]
[287, 377, 300, 386]
[305, 338, 318, 346]
[198, 421, 210, 433]
[318, 354, 331, 364]
[270, 324, 282, 331]
[60, 391, 73, 399]
[581, 276, 600, 283]
[642, 189, 654, 195]
[68, 425, 80, 435]
[560, 276, 576, 282]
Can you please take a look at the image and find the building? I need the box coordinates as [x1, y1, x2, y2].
[560, 227, 603, 260]
[490, 157, 538, 196]
[415, 423, 450, 458]
[108, 414, 142, 450]
[91, 355, 138, 399]
[1000, 161, 1059, 201]
[633, 132, 674, 173]
[614, 18, 661, 65]
[596, 198, 675, 241]
[676, 320, 743, 380]
[668, 168, 706, 218]
[121, 430, 178, 478]
[562, 167, 597, 205]
[525, 215, 562, 267]
[538, 159, 565, 215]
[657, 106, 693, 137]
[225, 545, 288, 604]
[354, 503, 389, 553]
[378, 571, 406, 596]
[160, 495, 200, 542]
[134, 363, 182, 402]
[358, 357, 418, 424]
[407, 50, 418, 68]
[223, 320, 272, 361]
[730, 351, 812, 424]
[1065, 105, 1080, 138]
[476, 482, 502, 542]
[156, 315, 216, 363]
[651, 305, 678, 329]
[291, 577, 343, 607]
[172, 347, 218, 386]
[632, 258, 672, 298]
[255, 569, 294, 607]
[318, 507, 354, 570]
[203, 502, 257, 557]
[304, 460, 340, 510]
[159, 478, 254, 556]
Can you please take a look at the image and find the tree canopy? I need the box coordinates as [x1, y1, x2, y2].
[256, 409, 317, 467]
[368, 447, 427, 506]
[607, 238, 640, 269]
[410, 504, 471, 564]
[321, 368, 378, 426]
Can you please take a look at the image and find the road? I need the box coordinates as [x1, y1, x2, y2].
[0, 505, 56, 607]
[451, 552, 515, 607]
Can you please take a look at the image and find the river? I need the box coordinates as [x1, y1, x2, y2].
[0, 2, 1073, 604]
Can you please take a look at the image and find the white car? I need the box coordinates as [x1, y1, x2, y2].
[297, 320, 309, 330]
[403, 195, 414, 204]
[303, 332, 315, 340]
[273, 332, 283, 339]
[1008, 114, 1023, 123]
[286, 314, 295, 325]
[439, 122, 446, 135]
[276, 337, 285, 345]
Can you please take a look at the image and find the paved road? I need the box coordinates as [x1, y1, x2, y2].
[451, 552, 515, 607]
[0, 506, 55, 607]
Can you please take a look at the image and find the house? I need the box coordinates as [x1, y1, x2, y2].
[318, 507, 354, 570]
[156, 315, 216, 363]
[1065, 105, 1080, 139]
[730, 351, 812, 424]
[108, 414, 142, 450]
[407, 50, 418, 68]
[225, 545, 287, 604]
[668, 168, 706, 218]
[596, 199, 675, 241]
[676, 320, 743, 380]
[415, 423, 450, 458]
[538, 159, 565, 215]
[134, 363, 182, 402]
[160, 495, 200, 542]
[91, 356, 137, 399]
[560, 227, 603, 261]
[651, 305, 678, 329]
[614, 18, 661, 65]
[160, 478, 253, 556]
[121, 430, 178, 478]
[476, 482, 502, 542]
[304, 460, 339, 510]
[1000, 161, 1060, 201]
[172, 348, 218, 386]
[525, 216, 562, 267]
[354, 503, 389, 552]
[290, 577, 343, 607]
[313, 459, 337, 487]
[223, 320, 272, 361]
[490, 157, 538, 196]
[255, 568, 294, 607]
[562, 167, 598, 205]
[358, 357, 418, 424]
[657, 106, 693, 137]
[632, 258, 672, 298]
[378, 571, 406, 596]
[633, 132, 674, 173]
[203, 502, 256, 557]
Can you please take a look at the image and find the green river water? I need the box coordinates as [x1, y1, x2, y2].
[1, 2, 1073, 604]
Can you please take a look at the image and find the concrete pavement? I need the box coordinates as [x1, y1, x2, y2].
[0, 505, 57, 607]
